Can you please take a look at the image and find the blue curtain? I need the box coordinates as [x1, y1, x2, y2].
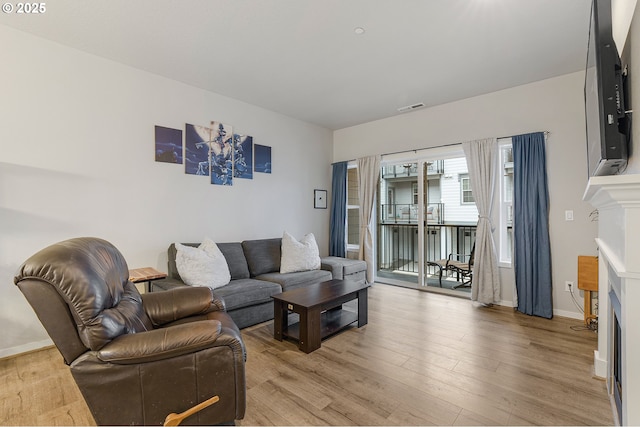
[329, 162, 348, 257]
[513, 132, 553, 318]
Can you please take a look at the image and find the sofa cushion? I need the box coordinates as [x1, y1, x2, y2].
[343, 260, 367, 275]
[212, 279, 282, 311]
[280, 232, 321, 274]
[224, 302, 274, 330]
[242, 238, 282, 276]
[168, 242, 250, 281]
[256, 269, 332, 292]
[321, 256, 367, 279]
[217, 242, 251, 280]
[167, 243, 198, 280]
[174, 242, 230, 289]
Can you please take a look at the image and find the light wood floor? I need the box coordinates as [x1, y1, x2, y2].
[1, 284, 613, 426]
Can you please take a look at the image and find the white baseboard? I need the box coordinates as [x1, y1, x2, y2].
[0, 339, 53, 359]
[553, 308, 583, 320]
[594, 349, 608, 379]
[496, 300, 583, 320]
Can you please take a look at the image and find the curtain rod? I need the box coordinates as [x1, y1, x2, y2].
[331, 131, 549, 165]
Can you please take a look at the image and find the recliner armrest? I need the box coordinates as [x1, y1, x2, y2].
[142, 287, 226, 327]
[97, 320, 221, 364]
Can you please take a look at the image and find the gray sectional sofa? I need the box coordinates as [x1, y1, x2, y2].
[152, 238, 365, 329]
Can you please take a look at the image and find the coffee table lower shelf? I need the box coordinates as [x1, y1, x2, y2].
[281, 308, 358, 342]
[272, 279, 369, 353]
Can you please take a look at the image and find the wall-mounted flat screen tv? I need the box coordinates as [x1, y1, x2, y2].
[584, 0, 629, 177]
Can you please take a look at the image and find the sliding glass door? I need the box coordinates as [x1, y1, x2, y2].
[378, 162, 420, 284]
[376, 154, 477, 295]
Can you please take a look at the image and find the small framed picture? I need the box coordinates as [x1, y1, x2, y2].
[314, 189, 327, 209]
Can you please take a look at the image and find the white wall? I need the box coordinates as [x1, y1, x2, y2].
[334, 72, 598, 318]
[0, 25, 332, 357]
[612, 0, 638, 52]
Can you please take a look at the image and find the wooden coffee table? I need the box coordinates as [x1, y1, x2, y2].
[272, 279, 370, 353]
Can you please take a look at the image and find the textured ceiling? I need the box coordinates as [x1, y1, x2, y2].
[0, 0, 592, 129]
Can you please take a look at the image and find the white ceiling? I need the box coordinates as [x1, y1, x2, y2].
[0, 0, 593, 130]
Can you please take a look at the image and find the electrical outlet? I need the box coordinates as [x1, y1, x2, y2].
[565, 281, 573, 292]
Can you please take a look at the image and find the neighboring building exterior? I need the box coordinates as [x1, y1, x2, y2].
[378, 157, 479, 285]
[376, 147, 515, 287]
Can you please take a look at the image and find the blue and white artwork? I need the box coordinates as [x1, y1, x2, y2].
[209, 121, 233, 186]
[184, 123, 212, 176]
[155, 126, 183, 164]
[233, 134, 253, 179]
[254, 144, 272, 174]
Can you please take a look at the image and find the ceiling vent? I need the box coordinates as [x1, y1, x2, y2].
[397, 102, 425, 113]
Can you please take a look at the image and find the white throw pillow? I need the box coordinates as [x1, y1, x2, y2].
[280, 232, 321, 274]
[174, 240, 231, 289]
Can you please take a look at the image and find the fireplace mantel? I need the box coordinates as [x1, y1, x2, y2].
[584, 174, 640, 426]
[584, 174, 640, 206]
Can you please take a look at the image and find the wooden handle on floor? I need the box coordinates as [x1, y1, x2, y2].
[163, 395, 219, 426]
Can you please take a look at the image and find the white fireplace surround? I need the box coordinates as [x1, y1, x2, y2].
[584, 174, 640, 426]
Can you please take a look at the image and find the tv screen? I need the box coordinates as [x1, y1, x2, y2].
[584, 0, 628, 177]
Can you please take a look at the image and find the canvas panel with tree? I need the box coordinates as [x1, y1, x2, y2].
[234, 134, 253, 179]
[185, 123, 212, 176]
[209, 121, 233, 185]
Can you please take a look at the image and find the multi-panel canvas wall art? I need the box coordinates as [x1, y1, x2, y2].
[234, 134, 253, 179]
[209, 122, 233, 186]
[185, 123, 212, 176]
[157, 122, 271, 184]
[255, 144, 272, 173]
[155, 126, 183, 164]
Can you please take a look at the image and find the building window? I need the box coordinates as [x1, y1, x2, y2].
[499, 140, 514, 265]
[346, 164, 360, 252]
[460, 174, 475, 204]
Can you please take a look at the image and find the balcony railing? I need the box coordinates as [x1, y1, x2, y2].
[381, 164, 418, 178]
[379, 203, 444, 225]
[377, 223, 476, 277]
[381, 160, 444, 179]
[426, 160, 445, 175]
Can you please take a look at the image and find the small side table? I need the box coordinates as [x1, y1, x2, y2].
[129, 267, 167, 293]
[578, 255, 598, 326]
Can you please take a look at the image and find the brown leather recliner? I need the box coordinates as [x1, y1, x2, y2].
[14, 237, 246, 426]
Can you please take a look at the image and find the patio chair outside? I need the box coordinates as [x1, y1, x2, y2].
[432, 242, 475, 289]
